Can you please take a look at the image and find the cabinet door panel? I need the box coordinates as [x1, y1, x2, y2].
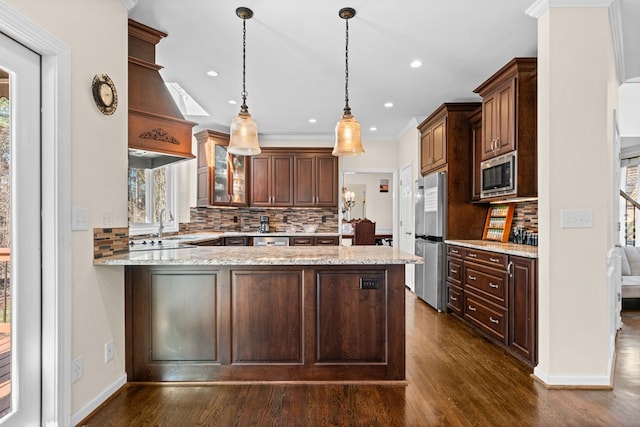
[482, 93, 498, 160]
[420, 128, 432, 174]
[510, 256, 537, 363]
[250, 155, 272, 206]
[272, 155, 294, 206]
[431, 118, 446, 170]
[496, 78, 516, 155]
[231, 270, 303, 363]
[315, 155, 338, 206]
[316, 270, 386, 363]
[293, 155, 315, 206]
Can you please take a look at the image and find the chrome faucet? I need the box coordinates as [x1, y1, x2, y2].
[158, 208, 173, 239]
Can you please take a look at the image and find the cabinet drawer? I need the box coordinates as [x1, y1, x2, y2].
[447, 245, 463, 258]
[290, 236, 314, 246]
[464, 292, 507, 344]
[447, 283, 463, 316]
[447, 257, 462, 285]
[224, 236, 249, 246]
[464, 249, 507, 268]
[195, 238, 223, 246]
[314, 236, 339, 246]
[464, 263, 508, 307]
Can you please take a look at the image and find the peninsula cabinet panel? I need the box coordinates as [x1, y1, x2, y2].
[126, 265, 406, 381]
[316, 270, 387, 364]
[231, 270, 303, 363]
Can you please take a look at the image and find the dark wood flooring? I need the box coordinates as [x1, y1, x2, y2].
[80, 290, 640, 426]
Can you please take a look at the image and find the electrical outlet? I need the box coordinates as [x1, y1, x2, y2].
[71, 355, 83, 383]
[105, 339, 114, 363]
[71, 207, 89, 231]
[360, 277, 380, 289]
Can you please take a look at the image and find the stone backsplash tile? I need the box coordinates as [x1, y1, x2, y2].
[184, 207, 339, 234]
[511, 201, 538, 233]
[94, 227, 129, 259]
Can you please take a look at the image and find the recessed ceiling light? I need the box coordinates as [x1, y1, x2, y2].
[206, 70, 219, 77]
[410, 60, 423, 68]
[228, 99, 237, 105]
[384, 102, 394, 108]
[309, 118, 317, 124]
[370, 127, 377, 132]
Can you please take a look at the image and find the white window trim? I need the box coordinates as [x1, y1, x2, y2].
[129, 165, 179, 237]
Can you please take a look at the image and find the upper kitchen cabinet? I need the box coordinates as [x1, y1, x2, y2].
[473, 58, 537, 161]
[195, 130, 248, 207]
[250, 149, 294, 207]
[418, 103, 481, 176]
[128, 20, 197, 169]
[293, 149, 338, 207]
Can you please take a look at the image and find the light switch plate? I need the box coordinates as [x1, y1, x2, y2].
[560, 209, 593, 229]
[72, 207, 89, 231]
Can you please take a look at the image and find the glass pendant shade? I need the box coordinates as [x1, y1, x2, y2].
[229, 111, 260, 155]
[333, 112, 364, 156]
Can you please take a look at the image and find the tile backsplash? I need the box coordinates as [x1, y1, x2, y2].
[511, 200, 538, 233]
[182, 207, 340, 234]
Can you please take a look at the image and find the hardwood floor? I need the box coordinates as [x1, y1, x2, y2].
[80, 290, 640, 426]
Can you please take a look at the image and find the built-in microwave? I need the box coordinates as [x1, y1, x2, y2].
[480, 151, 516, 199]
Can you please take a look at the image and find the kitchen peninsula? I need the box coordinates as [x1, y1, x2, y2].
[95, 245, 421, 382]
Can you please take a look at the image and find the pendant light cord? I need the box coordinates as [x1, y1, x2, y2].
[241, 17, 248, 112]
[344, 18, 351, 114]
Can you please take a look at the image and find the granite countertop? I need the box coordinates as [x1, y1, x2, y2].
[445, 239, 538, 258]
[94, 245, 423, 266]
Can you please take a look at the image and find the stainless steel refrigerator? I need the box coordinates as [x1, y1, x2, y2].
[414, 172, 446, 311]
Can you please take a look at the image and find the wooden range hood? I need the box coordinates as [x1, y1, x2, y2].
[128, 19, 197, 169]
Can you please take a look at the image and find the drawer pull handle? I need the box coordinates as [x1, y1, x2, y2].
[468, 275, 477, 281]
[468, 253, 477, 258]
[490, 317, 499, 324]
[468, 305, 477, 312]
[451, 296, 458, 301]
[489, 282, 499, 289]
[451, 269, 458, 274]
[490, 257, 500, 263]
[451, 249, 459, 254]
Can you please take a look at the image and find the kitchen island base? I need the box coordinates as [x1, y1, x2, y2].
[125, 264, 406, 382]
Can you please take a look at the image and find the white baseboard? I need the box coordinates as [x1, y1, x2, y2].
[533, 366, 613, 387]
[71, 374, 127, 426]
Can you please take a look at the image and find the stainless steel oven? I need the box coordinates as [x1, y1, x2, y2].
[481, 151, 516, 199]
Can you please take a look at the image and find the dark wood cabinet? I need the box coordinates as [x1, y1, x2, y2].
[250, 151, 294, 207]
[470, 107, 483, 201]
[417, 103, 488, 240]
[446, 244, 537, 366]
[294, 151, 338, 207]
[195, 130, 248, 207]
[125, 264, 406, 382]
[419, 115, 446, 175]
[290, 236, 339, 246]
[473, 58, 537, 200]
[509, 256, 537, 364]
[223, 236, 250, 246]
[251, 148, 337, 208]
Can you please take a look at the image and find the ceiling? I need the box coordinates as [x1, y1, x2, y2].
[128, 0, 640, 142]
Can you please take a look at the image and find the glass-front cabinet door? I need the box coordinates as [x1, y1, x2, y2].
[195, 130, 248, 206]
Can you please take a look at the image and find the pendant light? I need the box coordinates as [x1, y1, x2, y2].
[332, 7, 364, 157]
[228, 7, 261, 156]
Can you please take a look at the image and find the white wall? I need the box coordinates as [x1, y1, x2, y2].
[343, 172, 394, 232]
[534, 5, 618, 386]
[4, 0, 129, 417]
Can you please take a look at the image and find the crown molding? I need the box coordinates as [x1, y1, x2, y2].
[526, 0, 614, 18]
[121, 0, 138, 11]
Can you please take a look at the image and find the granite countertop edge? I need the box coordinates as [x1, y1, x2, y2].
[445, 239, 538, 259]
[94, 245, 423, 266]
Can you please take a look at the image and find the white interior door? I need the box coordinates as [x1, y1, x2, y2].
[0, 32, 42, 426]
[399, 164, 414, 290]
